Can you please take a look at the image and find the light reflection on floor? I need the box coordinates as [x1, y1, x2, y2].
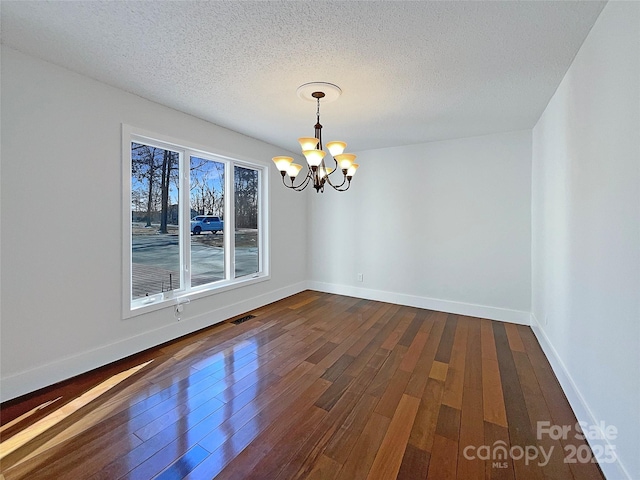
[0, 360, 153, 461]
[0, 397, 61, 435]
[2, 334, 271, 476]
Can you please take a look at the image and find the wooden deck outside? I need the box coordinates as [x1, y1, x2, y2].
[132, 264, 221, 299]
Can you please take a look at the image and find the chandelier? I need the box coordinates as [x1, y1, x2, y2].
[272, 82, 359, 193]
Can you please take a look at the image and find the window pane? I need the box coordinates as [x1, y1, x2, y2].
[190, 156, 225, 286]
[234, 166, 259, 278]
[131, 142, 181, 299]
[126, 128, 268, 316]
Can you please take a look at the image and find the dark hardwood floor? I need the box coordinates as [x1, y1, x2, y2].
[0, 291, 605, 479]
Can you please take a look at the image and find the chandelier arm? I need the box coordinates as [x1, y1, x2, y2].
[323, 161, 348, 189]
[294, 177, 312, 192]
[324, 171, 347, 189]
[281, 173, 297, 189]
[282, 168, 313, 191]
[291, 170, 314, 192]
[326, 154, 339, 173]
[330, 179, 351, 192]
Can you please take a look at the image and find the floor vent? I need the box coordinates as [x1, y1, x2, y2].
[232, 314, 256, 325]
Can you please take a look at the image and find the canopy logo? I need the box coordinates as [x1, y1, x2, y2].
[463, 440, 553, 467]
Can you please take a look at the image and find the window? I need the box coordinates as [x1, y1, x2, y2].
[123, 126, 268, 317]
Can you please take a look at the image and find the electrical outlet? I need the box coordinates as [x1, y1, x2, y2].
[357, 273, 363, 282]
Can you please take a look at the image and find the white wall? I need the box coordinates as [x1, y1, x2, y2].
[531, 2, 640, 479]
[0, 46, 308, 401]
[308, 130, 532, 324]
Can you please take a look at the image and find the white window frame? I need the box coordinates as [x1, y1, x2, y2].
[122, 124, 270, 319]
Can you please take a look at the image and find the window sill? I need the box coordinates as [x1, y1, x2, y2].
[123, 273, 270, 319]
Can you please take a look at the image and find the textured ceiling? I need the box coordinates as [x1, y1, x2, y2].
[1, 1, 606, 153]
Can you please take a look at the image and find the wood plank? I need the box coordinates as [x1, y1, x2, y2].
[315, 374, 354, 412]
[306, 341, 339, 364]
[404, 311, 446, 398]
[343, 333, 388, 380]
[434, 314, 458, 363]
[504, 323, 525, 352]
[457, 385, 485, 480]
[435, 404, 461, 442]
[441, 317, 468, 409]
[345, 303, 395, 358]
[429, 360, 449, 382]
[271, 387, 367, 480]
[321, 354, 356, 382]
[399, 329, 430, 374]
[492, 321, 544, 480]
[464, 318, 483, 391]
[336, 413, 391, 480]
[398, 310, 430, 347]
[287, 294, 320, 310]
[365, 394, 420, 480]
[408, 378, 444, 452]
[427, 434, 458, 480]
[456, 317, 484, 480]
[215, 404, 328, 480]
[484, 421, 515, 480]
[380, 310, 414, 350]
[481, 319, 508, 428]
[153, 445, 209, 480]
[304, 454, 342, 480]
[323, 393, 378, 464]
[512, 350, 573, 479]
[374, 369, 411, 418]
[347, 349, 390, 396]
[365, 348, 405, 398]
[397, 443, 430, 480]
[482, 357, 508, 427]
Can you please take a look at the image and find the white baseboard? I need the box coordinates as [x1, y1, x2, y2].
[307, 281, 531, 325]
[530, 314, 631, 480]
[0, 281, 307, 402]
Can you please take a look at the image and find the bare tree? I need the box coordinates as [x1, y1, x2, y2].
[234, 166, 258, 228]
[159, 150, 178, 233]
[132, 143, 162, 227]
[190, 158, 224, 217]
[132, 143, 178, 231]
